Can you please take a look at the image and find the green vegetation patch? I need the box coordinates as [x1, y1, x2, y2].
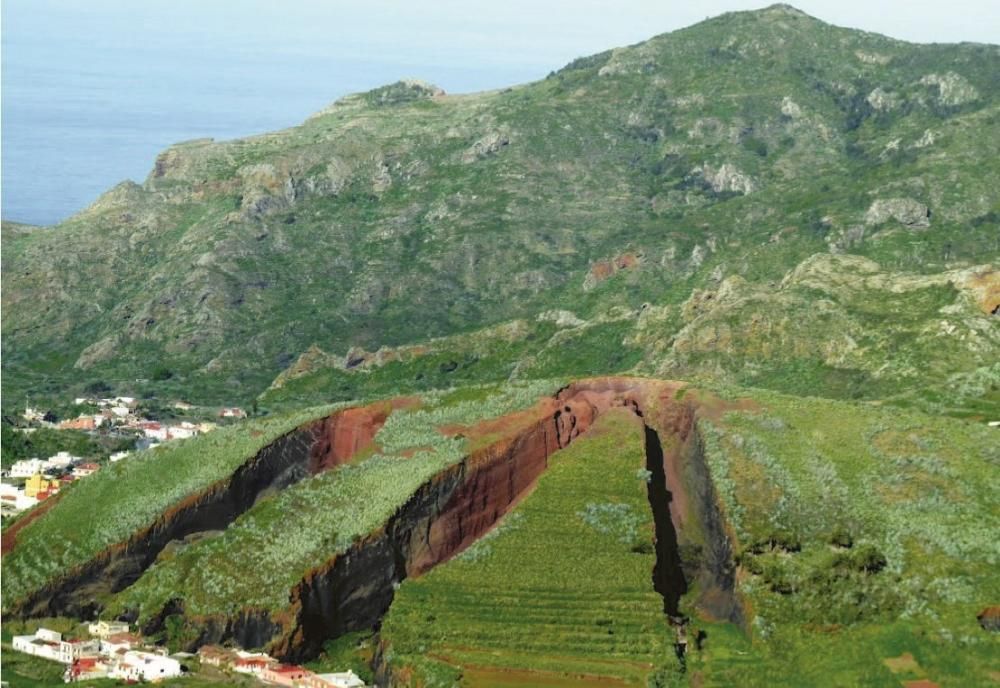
[693, 390, 1000, 685]
[2, 405, 344, 607]
[380, 408, 678, 686]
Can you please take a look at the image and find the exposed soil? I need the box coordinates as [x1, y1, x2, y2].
[1, 490, 64, 555]
[308, 397, 416, 472]
[977, 606, 1000, 631]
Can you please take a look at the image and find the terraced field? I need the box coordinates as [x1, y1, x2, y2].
[380, 408, 678, 686]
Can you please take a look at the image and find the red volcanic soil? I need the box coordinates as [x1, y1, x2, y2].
[978, 606, 1000, 632]
[589, 253, 640, 284]
[309, 397, 418, 473]
[2, 491, 63, 554]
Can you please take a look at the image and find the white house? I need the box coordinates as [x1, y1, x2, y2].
[109, 451, 131, 462]
[304, 670, 368, 688]
[166, 424, 198, 440]
[23, 407, 45, 423]
[72, 463, 101, 478]
[232, 650, 278, 675]
[66, 656, 111, 682]
[141, 422, 168, 441]
[12, 629, 99, 664]
[0, 483, 41, 513]
[45, 451, 80, 471]
[2, 490, 39, 513]
[99, 632, 141, 655]
[110, 651, 182, 682]
[13, 628, 64, 662]
[10, 458, 47, 478]
[219, 407, 247, 419]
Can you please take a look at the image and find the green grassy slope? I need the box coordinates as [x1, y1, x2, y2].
[104, 381, 559, 621]
[380, 408, 675, 686]
[1, 405, 342, 606]
[688, 388, 1000, 686]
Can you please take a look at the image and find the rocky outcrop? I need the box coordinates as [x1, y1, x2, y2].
[864, 198, 930, 228]
[461, 131, 510, 163]
[866, 87, 898, 112]
[308, 401, 404, 473]
[584, 253, 641, 290]
[693, 163, 756, 195]
[919, 72, 979, 106]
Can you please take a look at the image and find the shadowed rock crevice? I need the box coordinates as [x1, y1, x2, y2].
[644, 424, 688, 618]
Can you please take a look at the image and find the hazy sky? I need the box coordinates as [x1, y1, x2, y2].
[2, 1, 998, 224]
[5, 0, 998, 100]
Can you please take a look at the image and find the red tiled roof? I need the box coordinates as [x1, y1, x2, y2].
[272, 664, 310, 675]
[236, 657, 271, 666]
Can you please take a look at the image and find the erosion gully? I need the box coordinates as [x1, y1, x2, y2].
[11, 377, 744, 673]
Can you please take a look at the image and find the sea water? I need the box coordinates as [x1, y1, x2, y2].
[0, 3, 539, 226]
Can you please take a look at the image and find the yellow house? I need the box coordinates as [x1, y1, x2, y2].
[24, 473, 60, 498]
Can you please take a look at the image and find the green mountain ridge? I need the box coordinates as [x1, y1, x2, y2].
[2, 4, 999, 410]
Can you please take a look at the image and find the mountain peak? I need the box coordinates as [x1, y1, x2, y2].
[761, 3, 811, 16]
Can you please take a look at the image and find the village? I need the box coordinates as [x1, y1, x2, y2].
[9, 621, 367, 686]
[1, 396, 247, 517]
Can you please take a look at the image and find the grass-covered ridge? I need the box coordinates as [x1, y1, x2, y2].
[110, 380, 562, 621]
[1, 404, 344, 608]
[367, 385, 999, 686]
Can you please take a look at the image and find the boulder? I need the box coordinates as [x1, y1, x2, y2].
[864, 198, 930, 229]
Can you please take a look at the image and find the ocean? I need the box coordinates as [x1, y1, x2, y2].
[0, 3, 544, 227]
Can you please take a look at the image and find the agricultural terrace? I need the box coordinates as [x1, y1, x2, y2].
[380, 408, 677, 687]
